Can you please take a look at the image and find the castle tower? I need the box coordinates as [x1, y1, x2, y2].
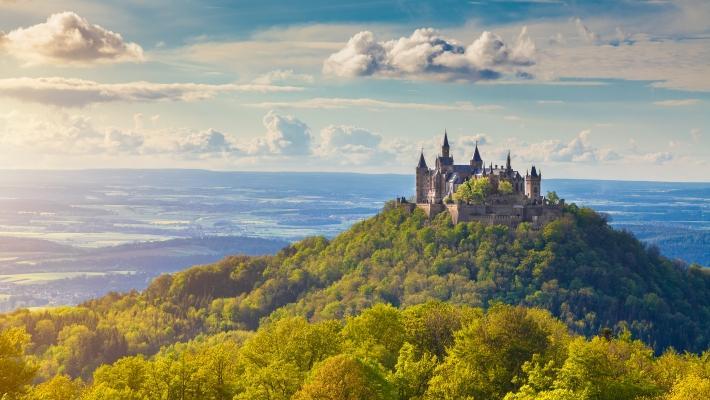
[470, 141, 483, 170]
[442, 131, 450, 158]
[525, 165, 542, 199]
[415, 151, 428, 203]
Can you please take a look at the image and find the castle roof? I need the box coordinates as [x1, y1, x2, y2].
[472, 141, 482, 162]
[531, 165, 538, 177]
[443, 131, 450, 148]
[417, 151, 428, 169]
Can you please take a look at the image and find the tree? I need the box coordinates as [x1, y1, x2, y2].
[0, 327, 37, 399]
[390, 343, 438, 400]
[499, 180, 514, 195]
[454, 178, 492, 204]
[294, 355, 396, 400]
[90, 356, 149, 400]
[343, 304, 406, 370]
[426, 305, 567, 400]
[552, 335, 659, 400]
[401, 302, 480, 360]
[237, 317, 342, 400]
[546, 191, 560, 205]
[23, 375, 83, 400]
[665, 374, 710, 400]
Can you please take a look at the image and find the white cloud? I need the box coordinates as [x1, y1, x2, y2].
[252, 69, 314, 85]
[653, 99, 700, 106]
[247, 111, 312, 156]
[0, 12, 144, 65]
[0, 110, 243, 158]
[633, 151, 674, 164]
[574, 18, 601, 44]
[104, 129, 144, 153]
[176, 129, 235, 154]
[0, 111, 114, 154]
[574, 17, 638, 47]
[457, 134, 489, 147]
[516, 130, 620, 163]
[316, 125, 387, 164]
[511, 9, 710, 91]
[0, 77, 303, 107]
[323, 27, 535, 81]
[246, 97, 502, 111]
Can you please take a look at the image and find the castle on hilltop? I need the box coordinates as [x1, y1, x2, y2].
[402, 132, 562, 227]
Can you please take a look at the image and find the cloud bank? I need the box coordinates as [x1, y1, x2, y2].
[0, 12, 144, 65]
[0, 77, 303, 107]
[323, 27, 535, 81]
[247, 97, 501, 111]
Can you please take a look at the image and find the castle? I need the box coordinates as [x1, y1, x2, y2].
[404, 132, 562, 226]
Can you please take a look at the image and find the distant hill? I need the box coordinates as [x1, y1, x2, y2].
[1, 202, 708, 381]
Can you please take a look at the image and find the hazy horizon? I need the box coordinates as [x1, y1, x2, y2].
[0, 168, 708, 184]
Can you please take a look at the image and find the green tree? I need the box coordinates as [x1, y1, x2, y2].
[0, 327, 37, 399]
[426, 305, 567, 400]
[552, 334, 659, 400]
[499, 180, 514, 195]
[546, 191, 560, 205]
[23, 375, 83, 400]
[401, 302, 481, 360]
[343, 304, 406, 370]
[665, 374, 710, 400]
[294, 354, 396, 400]
[454, 177, 492, 204]
[390, 343, 438, 400]
[236, 317, 342, 400]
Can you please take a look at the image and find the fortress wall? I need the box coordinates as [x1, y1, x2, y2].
[414, 200, 564, 227]
[416, 203, 446, 219]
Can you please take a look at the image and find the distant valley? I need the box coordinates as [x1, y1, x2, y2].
[0, 170, 706, 311]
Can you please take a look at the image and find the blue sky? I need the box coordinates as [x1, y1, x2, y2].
[0, 0, 707, 181]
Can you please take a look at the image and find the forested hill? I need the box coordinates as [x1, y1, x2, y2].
[1, 202, 709, 382]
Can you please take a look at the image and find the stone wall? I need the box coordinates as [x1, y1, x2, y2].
[412, 201, 563, 228]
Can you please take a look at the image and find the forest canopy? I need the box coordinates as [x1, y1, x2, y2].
[3, 303, 709, 400]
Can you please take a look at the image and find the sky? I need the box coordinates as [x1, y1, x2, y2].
[0, 0, 708, 181]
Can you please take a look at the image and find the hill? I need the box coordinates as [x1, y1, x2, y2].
[0, 202, 708, 382]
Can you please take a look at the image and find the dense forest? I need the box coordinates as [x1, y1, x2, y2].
[1, 202, 709, 398]
[3, 303, 709, 399]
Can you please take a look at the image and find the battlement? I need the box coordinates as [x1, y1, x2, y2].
[396, 197, 564, 228]
[420, 201, 561, 227]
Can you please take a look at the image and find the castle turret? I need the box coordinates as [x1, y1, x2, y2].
[525, 165, 542, 199]
[506, 150, 512, 172]
[470, 141, 483, 170]
[415, 151, 429, 203]
[417, 151, 428, 169]
[442, 131, 450, 158]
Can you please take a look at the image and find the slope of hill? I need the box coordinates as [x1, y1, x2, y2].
[1, 202, 708, 382]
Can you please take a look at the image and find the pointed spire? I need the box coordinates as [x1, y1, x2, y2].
[472, 140, 482, 162]
[417, 149, 428, 169]
[506, 150, 512, 170]
[531, 165, 538, 177]
[441, 130, 450, 158]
